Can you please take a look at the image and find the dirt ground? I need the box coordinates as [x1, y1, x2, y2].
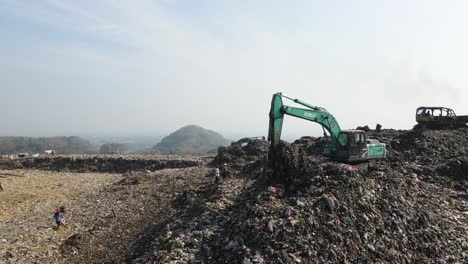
[0, 169, 118, 263]
[0, 163, 214, 264]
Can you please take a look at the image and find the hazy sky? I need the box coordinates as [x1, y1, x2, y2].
[1, 0, 467, 139]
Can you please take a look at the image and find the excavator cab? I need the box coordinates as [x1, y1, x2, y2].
[334, 130, 386, 162]
[334, 130, 367, 162]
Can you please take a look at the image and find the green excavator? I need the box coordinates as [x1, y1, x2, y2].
[268, 92, 387, 163]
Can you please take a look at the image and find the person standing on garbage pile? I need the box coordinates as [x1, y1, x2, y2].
[53, 207, 64, 229]
[221, 163, 230, 178]
[214, 167, 222, 184]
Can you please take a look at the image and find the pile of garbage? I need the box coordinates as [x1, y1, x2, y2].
[212, 139, 269, 175]
[205, 153, 466, 263]
[62, 166, 214, 263]
[0, 155, 207, 173]
[143, 128, 467, 263]
[3, 127, 465, 262]
[368, 128, 468, 184]
[369, 127, 467, 164]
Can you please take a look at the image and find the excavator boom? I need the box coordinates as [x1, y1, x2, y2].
[269, 93, 344, 155]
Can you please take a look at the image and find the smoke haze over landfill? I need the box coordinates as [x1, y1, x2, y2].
[1, 0, 467, 139]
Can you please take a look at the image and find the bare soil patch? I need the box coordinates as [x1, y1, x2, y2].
[0, 169, 117, 263]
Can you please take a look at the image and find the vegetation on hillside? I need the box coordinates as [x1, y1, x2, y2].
[152, 125, 230, 155]
[0, 136, 98, 154]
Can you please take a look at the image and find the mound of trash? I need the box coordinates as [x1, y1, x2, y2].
[212, 139, 269, 173]
[143, 128, 467, 263]
[5, 128, 463, 262]
[0, 155, 207, 173]
[204, 160, 466, 263]
[437, 157, 468, 181]
[369, 128, 467, 164]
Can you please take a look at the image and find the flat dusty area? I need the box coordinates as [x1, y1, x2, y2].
[0, 170, 118, 262]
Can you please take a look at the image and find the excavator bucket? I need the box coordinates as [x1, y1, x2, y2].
[268, 93, 284, 148]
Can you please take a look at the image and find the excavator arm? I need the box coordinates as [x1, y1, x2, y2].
[268, 93, 345, 155]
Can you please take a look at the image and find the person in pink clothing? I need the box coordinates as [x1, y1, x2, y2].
[53, 207, 64, 229]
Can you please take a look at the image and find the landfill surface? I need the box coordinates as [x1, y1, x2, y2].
[0, 154, 208, 173]
[0, 128, 467, 263]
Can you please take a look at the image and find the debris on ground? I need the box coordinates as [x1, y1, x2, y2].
[0, 128, 467, 263]
[0, 154, 208, 173]
[142, 128, 467, 263]
[356, 125, 371, 132]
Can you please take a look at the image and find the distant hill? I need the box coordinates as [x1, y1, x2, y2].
[84, 135, 163, 153]
[152, 125, 230, 155]
[0, 136, 98, 154]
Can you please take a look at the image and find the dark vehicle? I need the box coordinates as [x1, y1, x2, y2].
[231, 137, 265, 146]
[416, 106, 468, 128]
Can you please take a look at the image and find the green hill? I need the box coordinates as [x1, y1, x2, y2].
[152, 125, 230, 155]
[0, 136, 98, 154]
